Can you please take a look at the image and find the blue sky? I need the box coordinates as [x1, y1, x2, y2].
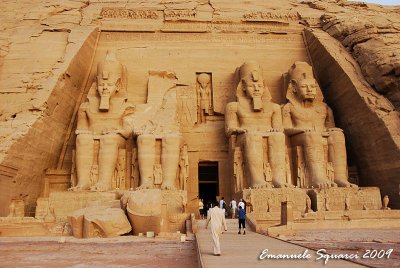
[349, 0, 399, 5]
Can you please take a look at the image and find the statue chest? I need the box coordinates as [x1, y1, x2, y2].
[291, 105, 327, 129]
[237, 106, 273, 128]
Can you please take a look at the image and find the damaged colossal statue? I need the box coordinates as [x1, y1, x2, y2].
[70, 51, 134, 191]
[225, 61, 289, 189]
[136, 134, 182, 190]
[283, 61, 356, 188]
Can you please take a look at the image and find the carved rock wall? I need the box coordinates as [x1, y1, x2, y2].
[1, 0, 400, 215]
[0, 26, 98, 216]
[305, 28, 400, 208]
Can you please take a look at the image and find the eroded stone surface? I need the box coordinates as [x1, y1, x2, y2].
[0, 0, 399, 224]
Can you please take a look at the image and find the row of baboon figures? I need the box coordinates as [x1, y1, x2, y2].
[69, 51, 356, 192]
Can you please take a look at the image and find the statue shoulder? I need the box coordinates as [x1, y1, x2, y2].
[270, 102, 281, 111]
[79, 102, 89, 111]
[282, 102, 293, 112]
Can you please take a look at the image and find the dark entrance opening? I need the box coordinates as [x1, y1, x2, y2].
[198, 162, 219, 205]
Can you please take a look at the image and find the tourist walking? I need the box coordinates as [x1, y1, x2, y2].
[220, 197, 227, 217]
[205, 202, 228, 256]
[238, 199, 245, 212]
[237, 205, 246, 235]
[199, 198, 204, 219]
[230, 199, 237, 219]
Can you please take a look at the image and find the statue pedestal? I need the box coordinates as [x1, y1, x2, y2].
[36, 191, 120, 220]
[234, 188, 309, 214]
[307, 187, 382, 211]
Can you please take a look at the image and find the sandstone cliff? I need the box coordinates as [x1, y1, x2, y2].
[0, 0, 399, 215]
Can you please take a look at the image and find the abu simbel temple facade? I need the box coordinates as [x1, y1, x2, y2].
[1, 0, 400, 238]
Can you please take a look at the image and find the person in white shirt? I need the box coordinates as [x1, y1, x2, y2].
[238, 199, 245, 212]
[230, 199, 237, 219]
[219, 197, 226, 209]
[219, 197, 227, 216]
[205, 202, 228, 256]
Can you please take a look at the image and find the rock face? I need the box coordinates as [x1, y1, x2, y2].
[0, 0, 400, 218]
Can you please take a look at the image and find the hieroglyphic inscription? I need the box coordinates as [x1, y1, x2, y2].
[243, 11, 299, 22]
[100, 8, 159, 19]
[164, 9, 196, 21]
[100, 32, 303, 47]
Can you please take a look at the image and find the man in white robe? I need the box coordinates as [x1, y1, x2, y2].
[205, 204, 228, 256]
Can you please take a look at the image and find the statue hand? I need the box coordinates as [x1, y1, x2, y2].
[134, 129, 145, 136]
[75, 129, 91, 135]
[327, 127, 343, 133]
[270, 128, 283, 132]
[236, 128, 247, 134]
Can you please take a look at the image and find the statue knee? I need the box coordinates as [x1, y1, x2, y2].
[328, 130, 345, 144]
[100, 134, 121, 146]
[303, 132, 323, 144]
[138, 134, 155, 146]
[76, 134, 93, 146]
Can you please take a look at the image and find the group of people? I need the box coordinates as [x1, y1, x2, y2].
[202, 197, 248, 256]
[199, 197, 248, 219]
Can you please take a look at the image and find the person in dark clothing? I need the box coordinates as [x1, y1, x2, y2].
[237, 205, 246, 235]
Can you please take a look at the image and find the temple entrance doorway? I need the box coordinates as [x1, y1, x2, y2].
[198, 162, 219, 205]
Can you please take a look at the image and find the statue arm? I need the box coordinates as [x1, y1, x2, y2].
[75, 103, 90, 135]
[271, 104, 283, 131]
[225, 102, 244, 137]
[282, 104, 305, 136]
[325, 106, 336, 129]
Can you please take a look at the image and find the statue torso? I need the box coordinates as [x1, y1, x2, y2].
[237, 101, 276, 132]
[289, 102, 328, 131]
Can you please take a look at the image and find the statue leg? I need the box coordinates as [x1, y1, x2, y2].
[92, 134, 123, 191]
[71, 134, 93, 191]
[328, 130, 356, 187]
[244, 133, 266, 188]
[295, 132, 335, 188]
[268, 132, 292, 188]
[137, 135, 155, 189]
[161, 135, 182, 190]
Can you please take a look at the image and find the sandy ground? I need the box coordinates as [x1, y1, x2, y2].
[283, 228, 400, 267]
[0, 236, 197, 267]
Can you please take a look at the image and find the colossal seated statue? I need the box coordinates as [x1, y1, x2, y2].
[282, 61, 356, 188]
[225, 61, 289, 189]
[70, 51, 134, 191]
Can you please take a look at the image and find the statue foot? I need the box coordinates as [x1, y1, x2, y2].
[273, 181, 294, 188]
[161, 184, 176, 190]
[90, 182, 110, 192]
[335, 179, 358, 189]
[68, 183, 90, 191]
[313, 180, 337, 189]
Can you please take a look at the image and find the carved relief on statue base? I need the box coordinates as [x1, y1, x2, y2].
[307, 187, 382, 212]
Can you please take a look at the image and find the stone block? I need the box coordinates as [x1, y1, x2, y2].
[237, 188, 309, 214]
[69, 207, 131, 238]
[307, 187, 382, 211]
[49, 191, 119, 219]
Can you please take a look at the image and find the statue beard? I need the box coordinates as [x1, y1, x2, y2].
[99, 91, 111, 111]
[252, 95, 262, 111]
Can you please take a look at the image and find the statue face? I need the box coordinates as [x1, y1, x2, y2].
[97, 66, 120, 111]
[97, 71, 117, 98]
[242, 70, 264, 99]
[295, 78, 317, 101]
